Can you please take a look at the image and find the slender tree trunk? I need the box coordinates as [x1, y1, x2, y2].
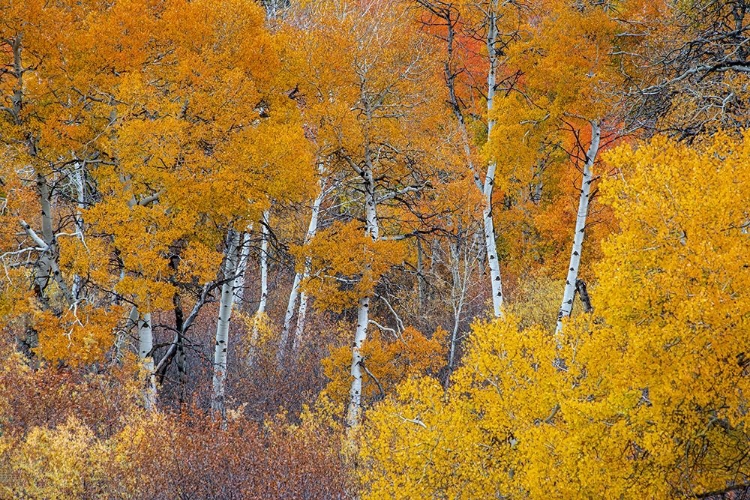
[482, 180, 503, 317]
[175, 333, 187, 404]
[555, 121, 601, 335]
[291, 290, 309, 353]
[258, 211, 269, 316]
[280, 272, 302, 356]
[170, 291, 188, 405]
[138, 312, 157, 411]
[347, 295, 371, 427]
[248, 212, 269, 366]
[346, 156, 379, 428]
[483, 4, 504, 317]
[71, 163, 86, 302]
[36, 173, 55, 296]
[446, 230, 478, 383]
[212, 229, 241, 417]
[22, 175, 72, 306]
[441, 3, 504, 317]
[279, 176, 326, 363]
[448, 240, 463, 374]
[233, 230, 252, 304]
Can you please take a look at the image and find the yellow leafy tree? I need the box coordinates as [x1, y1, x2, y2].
[284, 0, 451, 426]
[322, 326, 447, 409]
[360, 131, 750, 499]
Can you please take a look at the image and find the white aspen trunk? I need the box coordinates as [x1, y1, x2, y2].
[36, 173, 54, 295]
[280, 272, 303, 357]
[291, 290, 309, 353]
[346, 156, 379, 428]
[483, 182, 503, 317]
[28, 175, 73, 304]
[233, 230, 252, 303]
[555, 121, 601, 335]
[71, 163, 86, 302]
[448, 240, 463, 373]
[247, 212, 269, 366]
[483, 3, 504, 318]
[443, 3, 504, 318]
[138, 312, 157, 411]
[346, 295, 371, 427]
[279, 176, 326, 362]
[258, 211, 269, 316]
[212, 229, 241, 416]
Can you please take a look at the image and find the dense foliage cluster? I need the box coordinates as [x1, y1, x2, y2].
[0, 0, 747, 498]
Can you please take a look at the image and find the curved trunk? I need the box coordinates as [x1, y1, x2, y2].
[555, 121, 601, 335]
[443, 3, 504, 318]
[280, 273, 302, 357]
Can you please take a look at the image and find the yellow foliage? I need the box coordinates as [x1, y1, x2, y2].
[360, 132, 750, 499]
[299, 221, 407, 312]
[506, 274, 565, 331]
[36, 304, 124, 367]
[1, 417, 107, 499]
[242, 311, 276, 349]
[323, 326, 446, 408]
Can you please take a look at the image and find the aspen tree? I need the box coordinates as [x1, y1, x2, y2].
[284, 0, 445, 426]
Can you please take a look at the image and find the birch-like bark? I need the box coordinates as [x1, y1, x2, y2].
[448, 240, 463, 373]
[71, 163, 86, 302]
[441, 3, 504, 317]
[346, 154, 380, 428]
[347, 295, 371, 427]
[279, 177, 325, 363]
[36, 173, 55, 296]
[138, 312, 157, 411]
[482, 3, 504, 317]
[258, 211, 269, 316]
[280, 272, 303, 357]
[233, 230, 252, 303]
[211, 229, 241, 417]
[555, 121, 601, 335]
[22, 175, 72, 306]
[291, 290, 309, 353]
[248, 212, 269, 365]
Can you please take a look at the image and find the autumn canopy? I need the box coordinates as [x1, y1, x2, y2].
[0, 0, 748, 498]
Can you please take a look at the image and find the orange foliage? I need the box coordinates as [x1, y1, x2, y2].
[323, 326, 446, 407]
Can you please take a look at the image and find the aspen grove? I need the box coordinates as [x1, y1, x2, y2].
[0, 0, 748, 498]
